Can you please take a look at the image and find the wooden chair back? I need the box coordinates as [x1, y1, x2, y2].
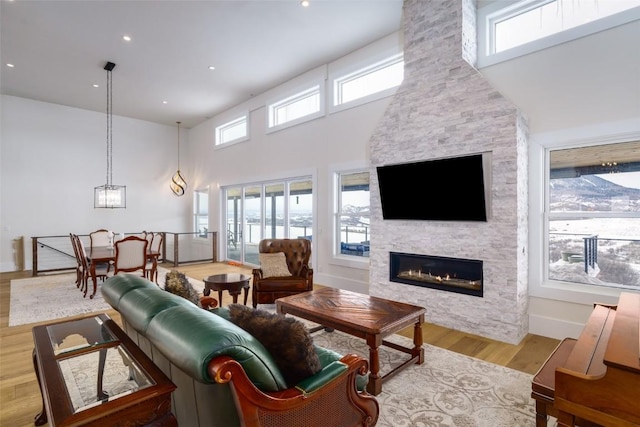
[89, 229, 114, 248]
[114, 236, 148, 276]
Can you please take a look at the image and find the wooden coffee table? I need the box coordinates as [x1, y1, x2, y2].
[276, 287, 425, 395]
[203, 273, 250, 306]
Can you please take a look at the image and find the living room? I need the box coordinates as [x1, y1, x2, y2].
[2, 0, 640, 357]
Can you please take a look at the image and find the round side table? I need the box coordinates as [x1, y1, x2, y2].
[203, 273, 250, 307]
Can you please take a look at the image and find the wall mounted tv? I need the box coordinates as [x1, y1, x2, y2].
[376, 153, 491, 221]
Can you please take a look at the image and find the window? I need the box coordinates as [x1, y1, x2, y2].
[489, 0, 640, 54]
[215, 115, 248, 146]
[194, 189, 209, 238]
[223, 177, 313, 266]
[333, 53, 404, 107]
[335, 171, 370, 259]
[478, 0, 640, 67]
[268, 85, 322, 130]
[546, 141, 640, 290]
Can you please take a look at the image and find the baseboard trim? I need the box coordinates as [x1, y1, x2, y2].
[528, 314, 585, 340]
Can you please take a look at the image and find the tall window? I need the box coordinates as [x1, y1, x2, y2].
[333, 53, 404, 107]
[268, 84, 322, 130]
[546, 141, 640, 289]
[215, 115, 248, 146]
[194, 189, 209, 238]
[335, 171, 370, 258]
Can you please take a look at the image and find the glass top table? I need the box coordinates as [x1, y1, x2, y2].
[32, 313, 176, 426]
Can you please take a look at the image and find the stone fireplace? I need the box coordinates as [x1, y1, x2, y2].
[389, 252, 483, 297]
[368, 0, 529, 345]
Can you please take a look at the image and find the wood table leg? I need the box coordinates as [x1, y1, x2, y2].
[413, 319, 425, 364]
[230, 291, 240, 304]
[366, 335, 382, 395]
[33, 349, 47, 426]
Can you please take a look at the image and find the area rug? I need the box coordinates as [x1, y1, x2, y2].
[10, 272, 549, 426]
[310, 326, 541, 427]
[8, 268, 204, 327]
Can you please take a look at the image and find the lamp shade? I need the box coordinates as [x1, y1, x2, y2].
[94, 184, 126, 208]
[170, 171, 186, 196]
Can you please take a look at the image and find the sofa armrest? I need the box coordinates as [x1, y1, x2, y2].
[208, 353, 378, 427]
[294, 360, 347, 394]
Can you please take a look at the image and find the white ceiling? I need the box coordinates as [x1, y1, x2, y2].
[1, 1, 639, 133]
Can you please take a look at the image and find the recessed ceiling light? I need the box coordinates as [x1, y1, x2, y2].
[208, 65, 216, 70]
[300, 0, 310, 7]
[122, 35, 132, 42]
[6, 63, 15, 68]
[162, 101, 168, 104]
[93, 84, 99, 88]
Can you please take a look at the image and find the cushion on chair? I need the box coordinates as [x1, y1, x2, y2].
[227, 304, 322, 387]
[259, 252, 292, 277]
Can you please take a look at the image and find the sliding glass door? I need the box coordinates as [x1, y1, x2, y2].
[223, 177, 313, 266]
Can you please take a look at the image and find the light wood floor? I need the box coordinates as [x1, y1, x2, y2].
[0, 262, 560, 426]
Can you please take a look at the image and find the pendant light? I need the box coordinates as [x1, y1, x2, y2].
[170, 121, 187, 196]
[94, 61, 126, 208]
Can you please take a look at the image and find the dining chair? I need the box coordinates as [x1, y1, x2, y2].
[69, 233, 83, 289]
[74, 234, 110, 295]
[114, 236, 149, 277]
[89, 229, 114, 248]
[144, 232, 163, 284]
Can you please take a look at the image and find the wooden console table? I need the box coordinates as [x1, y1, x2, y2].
[32, 313, 176, 426]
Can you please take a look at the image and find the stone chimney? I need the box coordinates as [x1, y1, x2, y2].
[369, 0, 529, 344]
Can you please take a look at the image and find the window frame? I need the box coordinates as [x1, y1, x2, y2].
[477, 0, 640, 68]
[529, 123, 640, 305]
[266, 81, 325, 133]
[194, 188, 210, 240]
[214, 114, 249, 148]
[330, 165, 370, 269]
[329, 53, 404, 114]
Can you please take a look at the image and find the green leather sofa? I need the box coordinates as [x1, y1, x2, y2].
[101, 274, 379, 427]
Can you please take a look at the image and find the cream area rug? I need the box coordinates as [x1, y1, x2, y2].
[10, 271, 549, 426]
[309, 325, 541, 427]
[8, 267, 204, 327]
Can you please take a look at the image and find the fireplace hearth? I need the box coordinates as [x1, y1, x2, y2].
[389, 252, 483, 297]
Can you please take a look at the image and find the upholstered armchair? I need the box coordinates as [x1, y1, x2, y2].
[252, 238, 313, 307]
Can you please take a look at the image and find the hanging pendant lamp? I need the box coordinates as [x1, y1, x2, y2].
[170, 121, 187, 196]
[94, 61, 126, 208]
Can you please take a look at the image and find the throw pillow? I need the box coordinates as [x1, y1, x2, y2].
[228, 304, 322, 387]
[164, 270, 201, 307]
[259, 252, 292, 277]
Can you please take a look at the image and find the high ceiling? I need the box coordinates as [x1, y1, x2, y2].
[1, 1, 639, 132]
[0, 0, 403, 129]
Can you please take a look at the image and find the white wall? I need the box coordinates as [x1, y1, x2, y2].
[187, 73, 391, 292]
[0, 95, 191, 271]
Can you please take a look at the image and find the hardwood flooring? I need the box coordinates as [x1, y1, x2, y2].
[0, 262, 559, 426]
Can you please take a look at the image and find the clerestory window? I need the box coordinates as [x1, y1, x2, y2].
[332, 53, 404, 109]
[478, 0, 640, 67]
[267, 84, 323, 131]
[215, 115, 248, 146]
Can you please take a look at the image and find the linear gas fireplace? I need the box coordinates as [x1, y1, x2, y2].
[389, 252, 483, 297]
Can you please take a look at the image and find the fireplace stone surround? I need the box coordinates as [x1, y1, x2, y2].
[368, 0, 529, 345]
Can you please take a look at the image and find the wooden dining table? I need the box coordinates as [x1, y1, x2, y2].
[86, 246, 160, 299]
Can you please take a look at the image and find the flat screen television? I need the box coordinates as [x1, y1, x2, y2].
[376, 153, 490, 221]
